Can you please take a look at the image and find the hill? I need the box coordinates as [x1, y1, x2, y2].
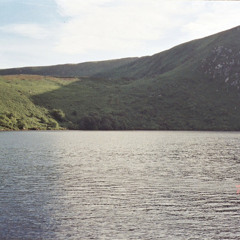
[95, 26, 240, 82]
[0, 58, 138, 78]
[1, 26, 240, 131]
[0, 75, 76, 130]
[1, 26, 240, 83]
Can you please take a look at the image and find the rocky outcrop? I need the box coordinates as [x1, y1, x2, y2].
[201, 45, 240, 89]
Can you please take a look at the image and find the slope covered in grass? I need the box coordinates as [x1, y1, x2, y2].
[95, 26, 240, 81]
[1, 26, 240, 130]
[0, 58, 138, 78]
[1, 26, 240, 83]
[1, 70, 240, 131]
[0, 75, 77, 130]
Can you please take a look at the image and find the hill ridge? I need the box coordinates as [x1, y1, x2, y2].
[1, 25, 240, 80]
[1, 25, 240, 131]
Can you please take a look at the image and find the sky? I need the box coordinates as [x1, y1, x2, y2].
[0, 0, 240, 69]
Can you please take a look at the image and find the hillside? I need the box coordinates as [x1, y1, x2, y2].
[0, 58, 137, 78]
[95, 26, 240, 82]
[1, 26, 240, 131]
[1, 26, 240, 83]
[0, 75, 77, 130]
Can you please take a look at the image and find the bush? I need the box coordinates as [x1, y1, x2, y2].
[51, 109, 65, 122]
[0, 115, 10, 129]
[47, 119, 59, 129]
[71, 110, 77, 116]
[77, 115, 100, 130]
[99, 116, 114, 130]
[77, 113, 127, 130]
[17, 119, 27, 130]
[0, 113, 18, 129]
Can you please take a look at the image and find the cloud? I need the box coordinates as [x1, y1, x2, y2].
[183, 1, 240, 40]
[54, 0, 189, 54]
[0, 23, 50, 39]
[56, 0, 115, 16]
[2, 0, 240, 68]
[54, 0, 240, 56]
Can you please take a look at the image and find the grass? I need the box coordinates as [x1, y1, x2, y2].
[1, 69, 240, 131]
[0, 75, 77, 130]
[1, 26, 240, 130]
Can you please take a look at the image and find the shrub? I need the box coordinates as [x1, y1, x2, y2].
[0, 115, 10, 129]
[71, 110, 77, 116]
[17, 119, 27, 130]
[77, 115, 100, 130]
[51, 109, 65, 122]
[47, 119, 59, 129]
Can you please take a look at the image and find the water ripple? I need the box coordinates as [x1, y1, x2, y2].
[0, 131, 240, 239]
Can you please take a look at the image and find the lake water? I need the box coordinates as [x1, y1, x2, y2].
[0, 131, 240, 239]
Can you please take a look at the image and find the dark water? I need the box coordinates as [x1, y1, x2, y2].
[0, 131, 240, 239]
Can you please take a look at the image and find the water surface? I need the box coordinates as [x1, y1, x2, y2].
[0, 131, 240, 239]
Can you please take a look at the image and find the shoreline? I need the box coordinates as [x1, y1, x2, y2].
[1, 128, 240, 132]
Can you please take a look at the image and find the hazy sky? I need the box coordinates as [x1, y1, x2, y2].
[0, 0, 240, 69]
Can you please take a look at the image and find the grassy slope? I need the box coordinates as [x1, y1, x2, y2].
[0, 26, 239, 82]
[95, 26, 240, 80]
[0, 75, 77, 130]
[3, 27, 239, 80]
[1, 70, 239, 131]
[1, 26, 240, 130]
[0, 58, 138, 78]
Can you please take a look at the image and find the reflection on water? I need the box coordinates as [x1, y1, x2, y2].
[0, 131, 240, 239]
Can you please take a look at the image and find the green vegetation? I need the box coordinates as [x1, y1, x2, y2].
[1, 26, 240, 131]
[1, 70, 240, 131]
[0, 75, 72, 130]
[0, 58, 137, 77]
